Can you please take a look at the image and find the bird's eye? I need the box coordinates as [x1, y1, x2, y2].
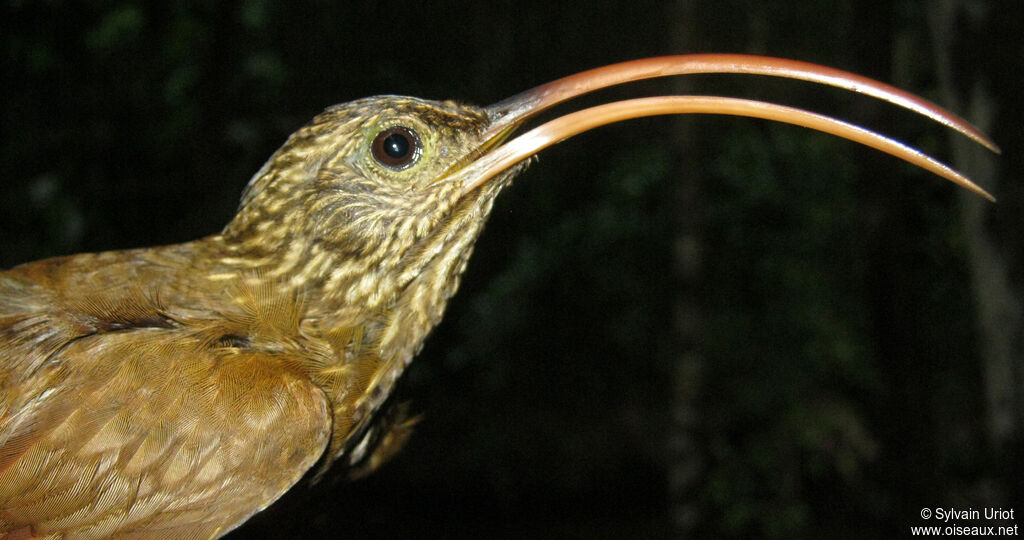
[371, 126, 420, 170]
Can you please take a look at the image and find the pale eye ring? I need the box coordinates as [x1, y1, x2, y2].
[371, 126, 420, 170]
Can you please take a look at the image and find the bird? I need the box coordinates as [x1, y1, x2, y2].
[0, 55, 998, 538]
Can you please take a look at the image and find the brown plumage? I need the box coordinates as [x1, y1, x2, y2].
[0, 55, 996, 538]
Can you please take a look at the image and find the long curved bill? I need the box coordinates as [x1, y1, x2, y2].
[457, 54, 997, 201]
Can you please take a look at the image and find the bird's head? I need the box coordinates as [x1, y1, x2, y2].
[223, 97, 499, 259]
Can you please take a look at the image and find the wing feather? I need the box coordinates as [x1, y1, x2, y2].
[0, 321, 331, 538]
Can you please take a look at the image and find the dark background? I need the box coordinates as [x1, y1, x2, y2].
[2, 1, 1021, 538]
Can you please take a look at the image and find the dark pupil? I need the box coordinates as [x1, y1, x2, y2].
[383, 132, 410, 159]
[372, 126, 418, 169]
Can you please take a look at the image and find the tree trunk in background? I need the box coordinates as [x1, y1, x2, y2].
[929, 0, 1023, 500]
[668, 0, 707, 535]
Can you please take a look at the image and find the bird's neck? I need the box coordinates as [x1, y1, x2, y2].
[204, 176, 513, 353]
[195, 206, 481, 361]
